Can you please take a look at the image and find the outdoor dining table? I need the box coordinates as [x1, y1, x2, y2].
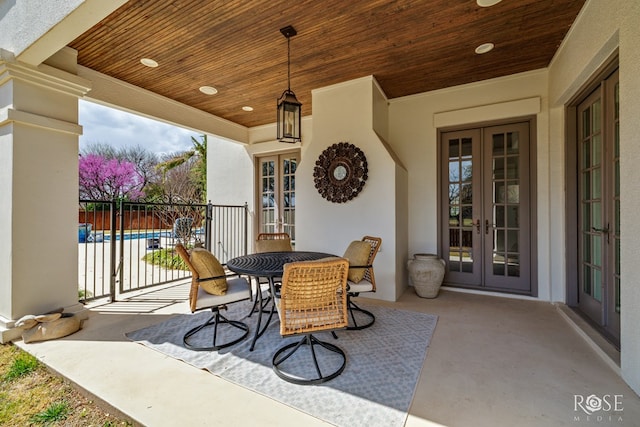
[226, 251, 337, 351]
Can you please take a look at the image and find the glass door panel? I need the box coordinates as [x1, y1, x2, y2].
[442, 130, 481, 286]
[281, 155, 297, 242]
[257, 153, 298, 246]
[259, 158, 277, 233]
[606, 71, 621, 339]
[578, 91, 605, 321]
[483, 124, 530, 291]
[577, 68, 620, 343]
[613, 78, 621, 317]
[259, 159, 277, 233]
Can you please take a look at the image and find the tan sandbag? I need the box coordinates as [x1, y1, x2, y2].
[22, 315, 81, 343]
[15, 315, 38, 330]
[35, 312, 62, 323]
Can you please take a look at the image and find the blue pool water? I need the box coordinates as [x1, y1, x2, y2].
[82, 229, 202, 243]
[103, 231, 172, 241]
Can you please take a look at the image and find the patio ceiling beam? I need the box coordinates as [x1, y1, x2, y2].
[78, 65, 249, 145]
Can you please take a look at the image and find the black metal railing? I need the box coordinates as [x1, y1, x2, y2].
[78, 200, 248, 303]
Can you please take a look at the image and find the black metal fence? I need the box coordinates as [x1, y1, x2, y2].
[78, 200, 248, 303]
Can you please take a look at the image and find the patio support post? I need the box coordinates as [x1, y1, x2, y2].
[109, 199, 118, 302]
[205, 202, 213, 252]
[0, 54, 91, 342]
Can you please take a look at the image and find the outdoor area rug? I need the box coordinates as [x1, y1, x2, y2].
[126, 300, 438, 427]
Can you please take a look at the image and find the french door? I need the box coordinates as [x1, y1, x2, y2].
[577, 69, 620, 342]
[441, 122, 532, 294]
[257, 153, 297, 243]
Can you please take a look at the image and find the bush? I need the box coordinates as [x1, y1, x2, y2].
[142, 248, 188, 270]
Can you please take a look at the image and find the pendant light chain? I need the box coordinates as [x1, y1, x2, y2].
[287, 35, 291, 91]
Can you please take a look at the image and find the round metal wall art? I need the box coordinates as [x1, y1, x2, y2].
[313, 142, 368, 203]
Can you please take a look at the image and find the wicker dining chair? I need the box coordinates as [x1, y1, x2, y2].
[175, 243, 251, 351]
[343, 236, 382, 330]
[272, 258, 349, 385]
[255, 232, 293, 253]
[250, 232, 293, 315]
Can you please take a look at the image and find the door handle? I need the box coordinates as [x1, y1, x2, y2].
[592, 223, 610, 243]
[485, 219, 491, 234]
[474, 219, 481, 234]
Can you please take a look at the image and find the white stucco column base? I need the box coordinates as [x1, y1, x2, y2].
[0, 57, 91, 343]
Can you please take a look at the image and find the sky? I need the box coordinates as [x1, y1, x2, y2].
[79, 100, 200, 156]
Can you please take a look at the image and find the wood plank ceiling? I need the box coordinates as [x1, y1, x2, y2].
[69, 0, 586, 129]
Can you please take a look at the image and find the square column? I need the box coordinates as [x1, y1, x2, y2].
[0, 57, 91, 342]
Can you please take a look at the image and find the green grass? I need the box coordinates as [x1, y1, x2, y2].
[0, 394, 20, 422]
[30, 400, 70, 424]
[3, 351, 39, 381]
[0, 343, 133, 426]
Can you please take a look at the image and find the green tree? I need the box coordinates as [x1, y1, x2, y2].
[156, 134, 207, 203]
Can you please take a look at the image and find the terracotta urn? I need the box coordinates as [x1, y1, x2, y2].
[407, 253, 446, 298]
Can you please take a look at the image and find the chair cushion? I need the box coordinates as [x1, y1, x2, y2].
[255, 239, 292, 253]
[347, 279, 374, 293]
[343, 241, 372, 283]
[194, 277, 251, 311]
[190, 248, 228, 295]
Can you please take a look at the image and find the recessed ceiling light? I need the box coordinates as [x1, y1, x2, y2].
[475, 43, 495, 54]
[477, 0, 502, 6]
[140, 58, 158, 67]
[199, 86, 218, 95]
[242, 106, 254, 112]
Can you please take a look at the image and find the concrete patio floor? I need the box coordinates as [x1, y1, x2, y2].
[14, 285, 640, 427]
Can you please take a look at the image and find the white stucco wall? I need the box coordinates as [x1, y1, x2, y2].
[296, 77, 403, 301]
[0, 0, 127, 66]
[0, 0, 84, 57]
[547, 0, 640, 397]
[388, 70, 550, 299]
[395, 164, 409, 297]
[206, 136, 254, 252]
[0, 121, 12, 315]
[207, 136, 253, 206]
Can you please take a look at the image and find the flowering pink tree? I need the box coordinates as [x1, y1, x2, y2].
[79, 154, 145, 200]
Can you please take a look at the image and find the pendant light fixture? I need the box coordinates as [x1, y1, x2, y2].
[277, 25, 302, 143]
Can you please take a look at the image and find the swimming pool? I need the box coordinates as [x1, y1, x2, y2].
[102, 231, 172, 241]
[84, 229, 203, 243]
[81, 231, 172, 243]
